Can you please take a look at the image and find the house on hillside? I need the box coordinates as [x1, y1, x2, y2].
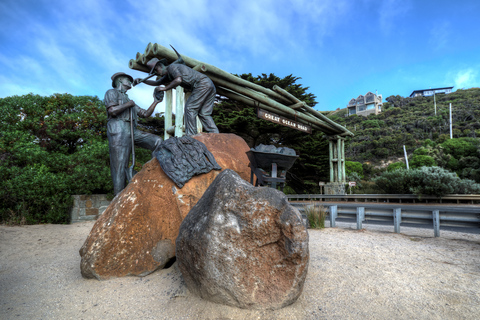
[347, 91, 383, 117]
[409, 86, 454, 98]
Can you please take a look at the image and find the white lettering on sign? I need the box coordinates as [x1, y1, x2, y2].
[257, 109, 312, 133]
[282, 119, 297, 128]
[298, 124, 308, 131]
[264, 113, 280, 122]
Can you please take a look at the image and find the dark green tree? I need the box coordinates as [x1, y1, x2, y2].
[0, 93, 153, 224]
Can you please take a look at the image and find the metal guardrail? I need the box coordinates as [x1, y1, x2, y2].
[287, 194, 480, 204]
[290, 202, 480, 237]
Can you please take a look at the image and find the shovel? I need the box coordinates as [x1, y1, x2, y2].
[125, 106, 137, 182]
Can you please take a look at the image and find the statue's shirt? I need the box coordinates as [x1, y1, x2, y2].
[104, 88, 143, 125]
[166, 64, 212, 91]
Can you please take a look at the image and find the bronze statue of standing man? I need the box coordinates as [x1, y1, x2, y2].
[134, 54, 219, 136]
[104, 72, 163, 195]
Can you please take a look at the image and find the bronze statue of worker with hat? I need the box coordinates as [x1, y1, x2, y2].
[104, 72, 163, 195]
[133, 48, 219, 136]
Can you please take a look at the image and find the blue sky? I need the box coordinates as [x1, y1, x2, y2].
[1, 0, 479, 112]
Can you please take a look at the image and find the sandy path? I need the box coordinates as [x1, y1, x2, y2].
[1, 221, 479, 319]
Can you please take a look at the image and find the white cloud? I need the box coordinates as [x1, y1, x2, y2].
[453, 69, 479, 89]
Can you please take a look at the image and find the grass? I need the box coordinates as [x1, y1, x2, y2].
[304, 203, 326, 229]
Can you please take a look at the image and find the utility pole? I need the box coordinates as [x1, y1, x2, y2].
[403, 145, 409, 170]
[449, 103, 453, 139]
[434, 92, 436, 115]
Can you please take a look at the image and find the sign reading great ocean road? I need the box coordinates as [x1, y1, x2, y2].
[257, 109, 312, 133]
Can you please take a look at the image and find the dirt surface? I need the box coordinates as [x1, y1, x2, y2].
[1, 221, 479, 319]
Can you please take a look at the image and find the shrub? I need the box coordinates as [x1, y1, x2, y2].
[387, 162, 406, 171]
[374, 166, 480, 197]
[373, 168, 412, 194]
[408, 167, 458, 197]
[453, 178, 480, 194]
[345, 161, 364, 178]
[441, 138, 479, 159]
[304, 204, 326, 229]
[409, 154, 437, 168]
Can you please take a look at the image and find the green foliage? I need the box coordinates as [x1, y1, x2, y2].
[413, 147, 429, 156]
[372, 169, 412, 194]
[138, 112, 166, 136]
[387, 162, 406, 171]
[409, 167, 480, 197]
[409, 154, 437, 168]
[304, 204, 326, 229]
[345, 161, 364, 178]
[0, 93, 154, 224]
[1, 164, 73, 224]
[373, 166, 480, 197]
[346, 172, 363, 191]
[363, 120, 384, 128]
[441, 138, 479, 159]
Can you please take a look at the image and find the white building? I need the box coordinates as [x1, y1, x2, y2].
[409, 86, 453, 98]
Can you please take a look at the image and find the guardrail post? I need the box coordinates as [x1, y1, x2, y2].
[433, 210, 440, 237]
[393, 208, 401, 233]
[329, 205, 337, 228]
[356, 207, 365, 230]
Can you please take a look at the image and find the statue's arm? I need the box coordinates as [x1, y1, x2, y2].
[137, 99, 160, 118]
[157, 76, 182, 92]
[107, 100, 135, 117]
[135, 75, 169, 86]
[141, 79, 162, 86]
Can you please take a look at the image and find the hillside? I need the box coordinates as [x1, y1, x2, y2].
[327, 88, 480, 180]
[328, 88, 480, 162]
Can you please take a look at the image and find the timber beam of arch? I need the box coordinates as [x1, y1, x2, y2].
[128, 43, 354, 137]
[128, 43, 353, 186]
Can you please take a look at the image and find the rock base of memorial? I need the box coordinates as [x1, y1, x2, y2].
[176, 169, 309, 310]
[79, 133, 251, 280]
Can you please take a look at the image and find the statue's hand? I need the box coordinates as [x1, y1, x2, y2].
[154, 86, 165, 102]
[133, 78, 142, 86]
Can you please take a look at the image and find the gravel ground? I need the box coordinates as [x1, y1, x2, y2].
[0, 221, 479, 319]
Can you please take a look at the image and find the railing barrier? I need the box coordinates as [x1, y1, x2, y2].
[289, 196, 480, 237]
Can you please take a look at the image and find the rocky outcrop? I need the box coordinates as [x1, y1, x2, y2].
[79, 133, 251, 280]
[176, 169, 309, 310]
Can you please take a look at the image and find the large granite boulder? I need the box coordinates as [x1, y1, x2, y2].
[79, 133, 251, 280]
[176, 169, 309, 310]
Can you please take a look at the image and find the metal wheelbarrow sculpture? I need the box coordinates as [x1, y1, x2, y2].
[246, 145, 298, 191]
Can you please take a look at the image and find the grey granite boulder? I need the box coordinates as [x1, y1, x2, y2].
[176, 169, 309, 310]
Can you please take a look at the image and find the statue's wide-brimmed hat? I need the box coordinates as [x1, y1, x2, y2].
[111, 72, 133, 88]
[146, 58, 168, 74]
